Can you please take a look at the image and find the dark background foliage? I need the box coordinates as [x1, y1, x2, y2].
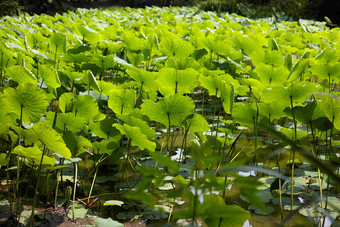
[0, 0, 339, 25]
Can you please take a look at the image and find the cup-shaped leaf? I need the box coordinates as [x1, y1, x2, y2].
[262, 82, 316, 107]
[156, 68, 199, 96]
[127, 68, 158, 93]
[121, 31, 147, 51]
[113, 123, 155, 151]
[251, 50, 284, 67]
[165, 57, 200, 70]
[258, 102, 285, 123]
[108, 88, 136, 115]
[3, 83, 48, 124]
[233, 103, 257, 128]
[117, 114, 155, 140]
[322, 95, 340, 130]
[92, 139, 120, 155]
[184, 113, 210, 135]
[283, 100, 325, 124]
[75, 24, 101, 44]
[89, 117, 121, 139]
[159, 37, 194, 58]
[141, 94, 195, 128]
[32, 122, 71, 159]
[254, 64, 289, 86]
[59, 93, 100, 121]
[45, 112, 87, 134]
[310, 63, 340, 81]
[6, 65, 37, 85]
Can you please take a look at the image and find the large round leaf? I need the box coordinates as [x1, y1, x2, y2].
[3, 83, 48, 124]
[141, 94, 195, 128]
[108, 88, 136, 115]
[156, 68, 199, 96]
[113, 123, 155, 151]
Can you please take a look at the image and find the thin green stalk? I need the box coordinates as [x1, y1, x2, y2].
[167, 113, 171, 154]
[1, 52, 3, 86]
[87, 154, 105, 204]
[54, 45, 58, 69]
[290, 96, 297, 214]
[72, 162, 78, 221]
[30, 146, 46, 227]
[322, 117, 334, 227]
[212, 89, 218, 133]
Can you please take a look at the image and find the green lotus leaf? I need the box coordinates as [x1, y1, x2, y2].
[64, 131, 92, 157]
[262, 82, 316, 107]
[280, 128, 309, 140]
[284, 53, 293, 71]
[165, 57, 200, 70]
[117, 114, 155, 140]
[121, 31, 147, 51]
[283, 100, 325, 124]
[59, 93, 100, 121]
[141, 94, 195, 128]
[287, 59, 309, 83]
[184, 113, 210, 135]
[127, 68, 158, 93]
[80, 70, 101, 93]
[113, 123, 155, 151]
[64, 70, 84, 83]
[13, 145, 56, 166]
[258, 102, 285, 123]
[92, 139, 120, 155]
[254, 64, 289, 85]
[50, 32, 67, 53]
[103, 200, 124, 206]
[310, 63, 340, 81]
[321, 95, 340, 130]
[233, 103, 257, 128]
[251, 50, 283, 67]
[157, 68, 199, 96]
[200, 73, 235, 97]
[38, 64, 61, 89]
[149, 151, 180, 174]
[76, 24, 101, 44]
[89, 117, 121, 139]
[97, 80, 115, 96]
[32, 122, 71, 159]
[108, 88, 136, 115]
[202, 194, 250, 227]
[221, 83, 234, 114]
[159, 37, 194, 58]
[315, 47, 338, 64]
[6, 65, 37, 85]
[94, 217, 123, 227]
[0, 153, 9, 167]
[3, 83, 48, 124]
[45, 112, 87, 134]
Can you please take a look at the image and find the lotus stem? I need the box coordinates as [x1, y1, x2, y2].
[289, 96, 297, 215]
[72, 162, 78, 221]
[30, 146, 46, 227]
